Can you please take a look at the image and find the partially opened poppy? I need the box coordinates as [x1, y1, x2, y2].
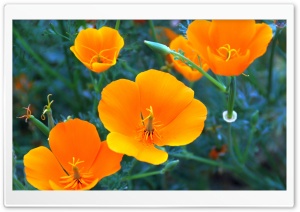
[70, 27, 124, 73]
[186, 20, 273, 76]
[98, 70, 207, 165]
[169, 35, 209, 81]
[23, 118, 123, 190]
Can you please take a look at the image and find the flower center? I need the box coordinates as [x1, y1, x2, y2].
[138, 106, 161, 146]
[59, 157, 94, 190]
[216, 44, 240, 62]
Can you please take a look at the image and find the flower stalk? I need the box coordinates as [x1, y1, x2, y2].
[115, 20, 121, 30]
[28, 115, 50, 136]
[41, 94, 55, 130]
[227, 77, 236, 119]
[144, 40, 227, 92]
[17, 105, 50, 136]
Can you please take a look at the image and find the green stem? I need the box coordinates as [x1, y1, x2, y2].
[28, 115, 50, 136]
[227, 77, 236, 119]
[267, 29, 279, 102]
[122, 170, 162, 181]
[242, 127, 256, 163]
[121, 61, 139, 75]
[169, 152, 233, 170]
[148, 20, 158, 43]
[227, 124, 261, 184]
[115, 20, 121, 30]
[13, 177, 26, 190]
[148, 20, 164, 67]
[13, 28, 73, 90]
[170, 50, 227, 92]
[50, 22, 71, 41]
[228, 124, 241, 165]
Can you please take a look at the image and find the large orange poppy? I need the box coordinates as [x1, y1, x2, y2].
[98, 70, 207, 165]
[70, 27, 124, 73]
[186, 20, 273, 76]
[169, 35, 209, 81]
[23, 118, 123, 190]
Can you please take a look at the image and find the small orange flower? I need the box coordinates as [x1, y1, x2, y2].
[70, 27, 124, 73]
[187, 20, 273, 76]
[98, 70, 207, 165]
[169, 35, 209, 81]
[23, 118, 123, 190]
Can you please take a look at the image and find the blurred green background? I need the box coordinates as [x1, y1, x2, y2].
[13, 20, 286, 190]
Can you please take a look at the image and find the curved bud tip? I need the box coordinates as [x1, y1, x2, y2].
[144, 40, 171, 56]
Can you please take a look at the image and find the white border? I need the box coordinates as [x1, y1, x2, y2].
[3, 3, 294, 207]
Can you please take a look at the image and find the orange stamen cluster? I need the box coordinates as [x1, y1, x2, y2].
[59, 157, 94, 190]
[17, 104, 32, 123]
[138, 106, 161, 146]
[217, 44, 240, 62]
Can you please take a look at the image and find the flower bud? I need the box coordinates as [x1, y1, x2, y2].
[144, 40, 171, 56]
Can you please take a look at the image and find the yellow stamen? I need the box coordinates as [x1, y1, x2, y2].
[217, 44, 240, 62]
[139, 106, 162, 146]
[59, 157, 94, 190]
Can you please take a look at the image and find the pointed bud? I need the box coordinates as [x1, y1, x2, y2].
[161, 160, 179, 174]
[144, 40, 171, 56]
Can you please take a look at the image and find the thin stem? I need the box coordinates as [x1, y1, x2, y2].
[13, 177, 26, 190]
[58, 21, 84, 112]
[115, 20, 121, 30]
[122, 170, 162, 181]
[29, 115, 50, 137]
[169, 152, 233, 170]
[121, 61, 139, 75]
[170, 50, 227, 92]
[228, 124, 241, 165]
[227, 124, 261, 184]
[242, 127, 256, 163]
[148, 20, 158, 43]
[13, 27, 73, 90]
[227, 77, 236, 119]
[148, 20, 164, 67]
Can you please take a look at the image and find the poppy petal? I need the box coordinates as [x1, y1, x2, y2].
[71, 28, 103, 63]
[209, 20, 256, 51]
[98, 79, 140, 136]
[186, 20, 212, 62]
[24, 146, 66, 190]
[89, 141, 123, 180]
[136, 70, 194, 126]
[158, 99, 207, 146]
[247, 23, 273, 62]
[107, 132, 168, 165]
[49, 178, 99, 190]
[92, 62, 115, 73]
[170, 35, 206, 81]
[98, 27, 124, 54]
[207, 47, 251, 76]
[49, 119, 101, 175]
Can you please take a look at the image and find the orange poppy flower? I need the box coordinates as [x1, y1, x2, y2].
[169, 35, 209, 81]
[23, 118, 123, 190]
[70, 27, 124, 73]
[98, 70, 207, 165]
[186, 20, 273, 76]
